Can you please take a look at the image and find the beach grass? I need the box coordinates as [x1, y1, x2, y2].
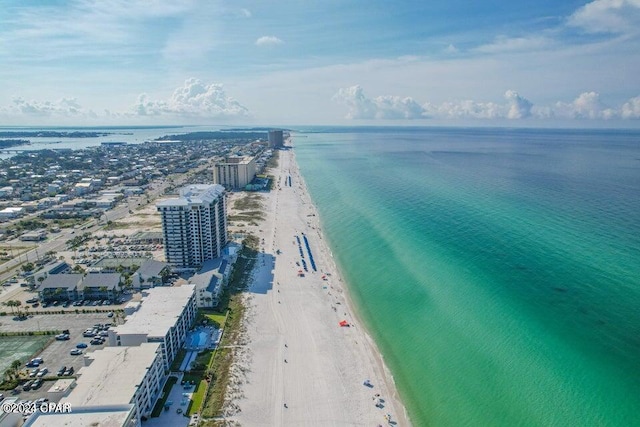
[266, 149, 279, 169]
[233, 193, 263, 211]
[199, 239, 257, 424]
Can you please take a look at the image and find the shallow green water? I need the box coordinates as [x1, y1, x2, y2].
[294, 127, 640, 426]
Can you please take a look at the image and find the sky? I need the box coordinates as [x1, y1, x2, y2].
[1, 0, 639, 127]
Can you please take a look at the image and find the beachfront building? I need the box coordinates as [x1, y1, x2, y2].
[107, 285, 197, 370]
[268, 130, 284, 148]
[157, 184, 227, 270]
[24, 343, 163, 427]
[189, 257, 232, 308]
[213, 156, 256, 189]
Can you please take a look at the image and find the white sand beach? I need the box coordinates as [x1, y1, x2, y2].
[227, 144, 410, 426]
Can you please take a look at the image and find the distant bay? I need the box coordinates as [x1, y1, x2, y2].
[294, 127, 640, 426]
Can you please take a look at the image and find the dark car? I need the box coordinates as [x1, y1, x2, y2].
[63, 367, 74, 376]
[31, 379, 43, 390]
[57, 366, 66, 376]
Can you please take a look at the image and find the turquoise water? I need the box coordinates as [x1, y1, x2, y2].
[294, 127, 640, 426]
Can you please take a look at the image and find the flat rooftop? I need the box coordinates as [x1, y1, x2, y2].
[23, 404, 135, 427]
[112, 285, 195, 338]
[62, 343, 160, 407]
[157, 184, 224, 207]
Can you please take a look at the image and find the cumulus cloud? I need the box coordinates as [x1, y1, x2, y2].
[2, 97, 96, 117]
[255, 36, 284, 47]
[131, 78, 250, 118]
[568, 0, 640, 34]
[621, 96, 640, 118]
[333, 86, 640, 121]
[423, 100, 503, 119]
[504, 90, 533, 119]
[554, 91, 618, 119]
[333, 85, 427, 119]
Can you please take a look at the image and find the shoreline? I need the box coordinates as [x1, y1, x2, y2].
[291, 149, 412, 426]
[228, 142, 411, 426]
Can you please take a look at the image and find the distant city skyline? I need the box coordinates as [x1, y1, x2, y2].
[1, 0, 639, 127]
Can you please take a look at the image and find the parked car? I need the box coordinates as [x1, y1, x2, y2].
[55, 333, 70, 341]
[107, 311, 114, 318]
[90, 338, 103, 345]
[63, 367, 74, 376]
[70, 349, 82, 356]
[76, 343, 88, 349]
[26, 297, 38, 304]
[33, 357, 43, 364]
[29, 368, 39, 378]
[22, 380, 34, 391]
[36, 367, 48, 377]
[57, 366, 66, 376]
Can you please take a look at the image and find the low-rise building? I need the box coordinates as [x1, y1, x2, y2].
[24, 405, 138, 427]
[0, 206, 24, 219]
[25, 344, 163, 427]
[82, 272, 122, 300]
[108, 285, 196, 369]
[39, 273, 84, 302]
[131, 259, 170, 289]
[20, 229, 47, 241]
[39, 273, 123, 302]
[190, 257, 233, 308]
[64, 344, 164, 421]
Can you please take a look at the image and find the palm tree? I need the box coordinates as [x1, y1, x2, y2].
[3, 300, 20, 315]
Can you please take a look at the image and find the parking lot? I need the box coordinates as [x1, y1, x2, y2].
[1, 313, 120, 402]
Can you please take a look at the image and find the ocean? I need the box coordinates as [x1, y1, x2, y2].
[293, 127, 640, 426]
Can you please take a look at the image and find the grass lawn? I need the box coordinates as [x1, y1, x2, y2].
[198, 311, 227, 328]
[182, 371, 207, 416]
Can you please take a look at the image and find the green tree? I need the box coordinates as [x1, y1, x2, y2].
[3, 300, 21, 315]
